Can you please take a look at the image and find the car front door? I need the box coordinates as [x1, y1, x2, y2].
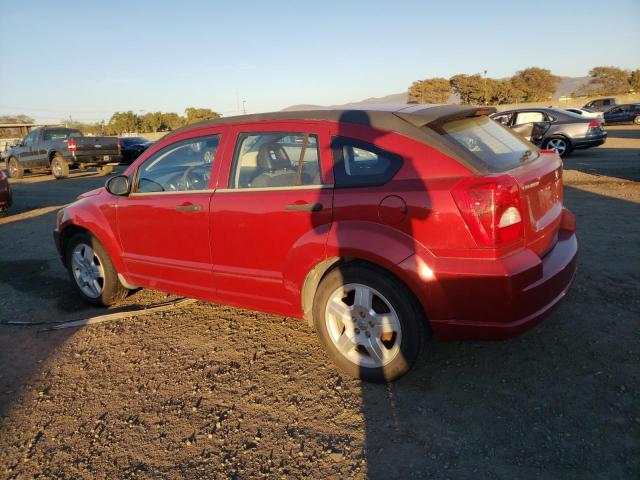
[17, 130, 39, 168]
[210, 123, 333, 316]
[512, 111, 549, 143]
[605, 106, 625, 123]
[116, 130, 227, 299]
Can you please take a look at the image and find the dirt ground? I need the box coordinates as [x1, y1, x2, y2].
[0, 127, 638, 479]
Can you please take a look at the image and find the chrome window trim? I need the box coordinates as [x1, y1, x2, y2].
[215, 184, 334, 193]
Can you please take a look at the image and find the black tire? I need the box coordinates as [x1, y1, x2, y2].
[313, 262, 426, 383]
[65, 232, 128, 306]
[98, 165, 113, 175]
[7, 157, 23, 179]
[543, 135, 572, 158]
[51, 155, 69, 179]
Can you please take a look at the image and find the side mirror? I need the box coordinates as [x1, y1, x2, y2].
[105, 175, 130, 196]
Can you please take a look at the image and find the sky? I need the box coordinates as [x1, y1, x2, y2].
[0, 0, 639, 123]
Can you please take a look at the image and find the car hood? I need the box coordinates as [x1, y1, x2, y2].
[77, 187, 103, 199]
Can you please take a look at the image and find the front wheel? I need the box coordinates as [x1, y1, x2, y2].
[544, 136, 571, 158]
[313, 263, 425, 382]
[66, 232, 128, 306]
[51, 155, 69, 179]
[634, 115, 640, 125]
[7, 157, 23, 179]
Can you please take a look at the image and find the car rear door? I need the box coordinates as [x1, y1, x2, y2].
[115, 129, 228, 299]
[210, 122, 333, 316]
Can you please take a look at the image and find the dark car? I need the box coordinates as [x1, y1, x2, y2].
[491, 108, 607, 158]
[583, 97, 617, 112]
[54, 104, 577, 382]
[119, 136, 153, 164]
[0, 169, 12, 213]
[603, 103, 640, 125]
[6, 127, 121, 180]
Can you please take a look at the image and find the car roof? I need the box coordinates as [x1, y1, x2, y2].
[167, 104, 496, 138]
[161, 104, 498, 175]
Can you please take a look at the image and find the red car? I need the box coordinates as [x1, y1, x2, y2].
[54, 105, 577, 382]
[0, 169, 12, 212]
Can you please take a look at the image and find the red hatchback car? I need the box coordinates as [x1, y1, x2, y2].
[54, 105, 577, 382]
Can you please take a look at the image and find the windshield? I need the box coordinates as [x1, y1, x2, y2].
[439, 115, 538, 171]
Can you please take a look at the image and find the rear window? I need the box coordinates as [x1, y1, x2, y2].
[43, 129, 82, 141]
[439, 115, 537, 171]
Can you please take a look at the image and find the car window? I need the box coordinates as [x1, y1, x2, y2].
[44, 129, 80, 141]
[492, 113, 513, 125]
[136, 135, 220, 193]
[24, 130, 39, 145]
[514, 111, 545, 125]
[331, 137, 402, 187]
[230, 132, 321, 189]
[609, 106, 623, 113]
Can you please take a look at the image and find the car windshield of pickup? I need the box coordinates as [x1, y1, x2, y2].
[43, 129, 82, 141]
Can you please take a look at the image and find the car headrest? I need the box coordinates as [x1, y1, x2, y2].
[257, 142, 291, 170]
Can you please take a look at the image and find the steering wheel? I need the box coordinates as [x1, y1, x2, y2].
[180, 165, 209, 190]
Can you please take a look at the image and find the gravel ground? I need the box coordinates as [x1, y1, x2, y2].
[0, 126, 638, 479]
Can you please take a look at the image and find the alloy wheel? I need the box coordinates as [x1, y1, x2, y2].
[71, 243, 105, 298]
[324, 283, 402, 368]
[546, 138, 567, 156]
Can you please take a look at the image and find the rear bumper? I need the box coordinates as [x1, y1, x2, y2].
[71, 153, 122, 165]
[573, 132, 607, 149]
[399, 209, 578, 341]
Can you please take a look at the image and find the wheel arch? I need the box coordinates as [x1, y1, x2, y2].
[301, 256, 431, 333]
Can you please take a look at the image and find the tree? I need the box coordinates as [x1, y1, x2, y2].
[510, 67, 559, 102]
[184, 107, 221, 125]
[0, 114, 35, 124]
[140, 112, 164, 133]
[588, 66, 629, 95]
[160, 112, 185, 130]
[486, 78, 523, 104]
[407, 78, 451, 104]
[628, 69, 640, 92]
[107, 111, 140, 135]
[449, 74, 486, 105]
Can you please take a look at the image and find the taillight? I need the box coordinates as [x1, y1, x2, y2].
[117, 141, 122, 155]
[0, 170, 5, 180]
[587, 120, 601, 129]
[452, 175, 524, 247]
[68, 139, 77, 152]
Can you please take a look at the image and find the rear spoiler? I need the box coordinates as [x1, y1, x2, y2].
[394, 105, 497, 128]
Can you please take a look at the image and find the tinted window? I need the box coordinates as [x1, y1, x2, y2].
[331, 137, 402, 187]
[136, 135, 220, 193]
[439, 115, 537, 171]
[24, 130, 39, 145]
[122, 137, 147, 146]
[43, 129, 81, 141]
[230, 132, 321, 189]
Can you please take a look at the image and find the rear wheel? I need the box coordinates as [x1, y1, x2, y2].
[313, 263, 425, 382]
[65, 232, 128, 306]
[634, 115, 640, 125]
[51, 155, 69, 179]
[544, 136, 571, 158]
[7, 157, 23, 179]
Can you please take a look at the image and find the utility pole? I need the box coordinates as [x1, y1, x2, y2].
[483, 70, 488, 105]
[242, 100, 247, 115]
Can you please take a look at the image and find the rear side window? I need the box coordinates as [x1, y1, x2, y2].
[438, 115, 537, 172]
[44, 129, 81, 141]
[230, 132, 321, 189]
[331, 137, 402, 187]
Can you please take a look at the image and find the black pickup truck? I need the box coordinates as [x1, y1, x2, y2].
[5, 127, 121, 179]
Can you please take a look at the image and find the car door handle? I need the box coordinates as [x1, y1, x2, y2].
[175, 203, 202, 212]
[286, 203, 323, 212]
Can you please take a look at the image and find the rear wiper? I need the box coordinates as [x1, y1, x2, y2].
[520, 150, 533, 162]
